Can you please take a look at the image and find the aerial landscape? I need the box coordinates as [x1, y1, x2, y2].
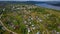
[0, 1, 60, 34]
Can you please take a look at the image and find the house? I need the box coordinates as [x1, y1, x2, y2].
[28, 16, 33, 21]
[24, 20, 27, 24]
[28, 28, 30, 33]
[16, 8, 20, 10]
[31, 24, 35, 30]
[12, 6, 15, 9]
[37, 18, 43, 22]
[36, 31, 40, 34]
[36, 16, 42, 22]
[44, 14, 51, 18]
[28, 18, 31, 21]
[32, 27, 35, 30]
[3, 8, 5, 11]
[56, 32, 60, 34]
[7, 22, 15, 29]
[39, 19, 43, 22]
[31, 24, 34, 27]
[26, 25, 28, 27]
[29, 22, 31, 24]
[2, 27, 6, 31]
[31, 17, 33, 20]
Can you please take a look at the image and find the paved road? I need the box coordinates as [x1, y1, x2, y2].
[0, 14, 17, 34]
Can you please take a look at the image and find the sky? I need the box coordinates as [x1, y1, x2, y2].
[0, 0, 60, 1]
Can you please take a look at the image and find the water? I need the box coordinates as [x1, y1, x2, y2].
[0, 1, 60, 10]
[35, 3, 60, 10]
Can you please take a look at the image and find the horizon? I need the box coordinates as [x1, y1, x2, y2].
[0, 0, 60, 1]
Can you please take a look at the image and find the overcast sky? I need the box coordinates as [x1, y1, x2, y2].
[0, 0, 60, 1]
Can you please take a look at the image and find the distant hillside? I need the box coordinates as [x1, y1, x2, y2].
[0, 1, 60, 6]
[0, 1, 45, 4]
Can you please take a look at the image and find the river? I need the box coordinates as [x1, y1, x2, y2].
[35, 3, 60, 10]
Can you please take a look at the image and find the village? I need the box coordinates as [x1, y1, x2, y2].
[0, 4, 60, 34]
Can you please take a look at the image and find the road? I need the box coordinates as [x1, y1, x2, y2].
[0, 14, 17, 34]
